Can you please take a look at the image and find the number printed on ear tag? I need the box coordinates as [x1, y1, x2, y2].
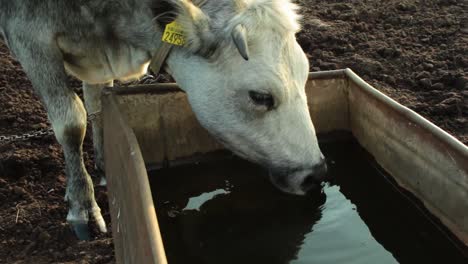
[162, 21, 186, 46]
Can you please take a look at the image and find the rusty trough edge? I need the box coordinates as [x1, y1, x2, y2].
[103, 91, 168, 264]
[309, 69, 347, 80]
[113, 83, 182, 95]
[343, 68, 468, 158]
[114, 68, 466, 157]
[344, 68, 468, 246]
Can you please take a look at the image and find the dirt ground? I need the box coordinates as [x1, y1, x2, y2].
[0, 0, 466, 263]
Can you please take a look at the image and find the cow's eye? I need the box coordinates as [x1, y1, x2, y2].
[249, 91, 274, 110]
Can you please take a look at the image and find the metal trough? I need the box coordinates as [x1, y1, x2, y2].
[102, 69, 468, 264]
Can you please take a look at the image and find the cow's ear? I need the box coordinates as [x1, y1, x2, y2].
[166, 0, 217, 57]
[152, 1, 177, 29]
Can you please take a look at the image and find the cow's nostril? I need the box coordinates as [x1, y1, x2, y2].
[313, 159, 328, 181]
[301, 160, 328, 192]
[301, 174, 320, 191]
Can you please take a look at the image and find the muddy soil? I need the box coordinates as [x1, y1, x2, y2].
[297, 0, 467, 142]
[0, 0, 466, 263]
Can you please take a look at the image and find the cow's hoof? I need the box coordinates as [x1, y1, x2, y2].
[72, 223, 91, 241]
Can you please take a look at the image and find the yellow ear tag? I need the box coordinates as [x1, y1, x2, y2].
[162, 21, 186, 46]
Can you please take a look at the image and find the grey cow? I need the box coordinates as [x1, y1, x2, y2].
[0, 0, 327, 240]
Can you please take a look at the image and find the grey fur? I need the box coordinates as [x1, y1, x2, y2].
[0, 0, 249, 237]
[0, 0, 325, 238]
[0, 0, 170, 235]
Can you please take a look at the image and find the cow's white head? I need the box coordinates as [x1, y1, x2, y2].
[165, 0, 327, 195]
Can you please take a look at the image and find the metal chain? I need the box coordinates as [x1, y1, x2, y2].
[0, 72, 169, 144]
[0, 127, 55, 144]
[87, 111, 101, 122]
[0, 113, 101, 144]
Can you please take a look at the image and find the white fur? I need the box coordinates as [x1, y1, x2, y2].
[59, 0, 324, 194]
[166, 0, 324, 194]
[58, 0, 323, 195]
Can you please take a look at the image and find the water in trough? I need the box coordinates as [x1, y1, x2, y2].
[148, 134, 468, 264]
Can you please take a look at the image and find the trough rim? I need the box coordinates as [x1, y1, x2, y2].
[112, 68, 467, 156]
[104, 69, 468, 262]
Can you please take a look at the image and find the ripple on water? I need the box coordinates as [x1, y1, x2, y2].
[292, 184, 397, 264]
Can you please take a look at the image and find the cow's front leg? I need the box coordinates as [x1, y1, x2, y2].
[52, 93, 106, 240]
[59, 94, 107, 239]
[9, 41, 106, 240]
[44, 90, 107, 240]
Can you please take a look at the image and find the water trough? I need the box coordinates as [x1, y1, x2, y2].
[102, 69, 468, 263]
